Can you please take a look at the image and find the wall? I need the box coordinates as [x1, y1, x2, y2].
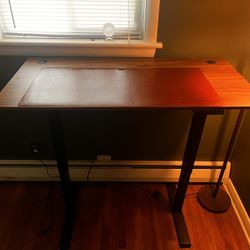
[0, 0, 250, 213]
[231, 111, 250, 216]
[156, 0, 250, 215]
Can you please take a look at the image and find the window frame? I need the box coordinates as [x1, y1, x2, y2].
[0, 0, 162, 57]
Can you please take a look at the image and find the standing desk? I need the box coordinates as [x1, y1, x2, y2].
[1, 58, 250, 249]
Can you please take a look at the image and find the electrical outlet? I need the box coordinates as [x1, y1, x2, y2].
[97, 155, 112, 161]
[31, 144, 39, 154]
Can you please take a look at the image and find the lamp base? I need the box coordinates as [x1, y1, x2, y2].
[197, 185, 231, 213]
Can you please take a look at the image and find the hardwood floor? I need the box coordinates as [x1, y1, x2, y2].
[0, 182, 248, 250]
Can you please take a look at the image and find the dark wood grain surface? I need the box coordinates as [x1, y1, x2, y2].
[0, 183, 248, 250]
[18, 67, 222, 109]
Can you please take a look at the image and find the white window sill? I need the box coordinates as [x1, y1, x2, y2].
[0, 38, 162, 57]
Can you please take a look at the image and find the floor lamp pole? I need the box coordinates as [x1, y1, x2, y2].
[197, 109, 246, 213]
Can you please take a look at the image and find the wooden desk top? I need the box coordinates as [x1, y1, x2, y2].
[1, 58, 250, 109]
[18, 67, 222, 109]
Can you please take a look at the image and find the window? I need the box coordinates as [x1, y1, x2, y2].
[1, 0, 144, 39]
[0, 0, 162, 57]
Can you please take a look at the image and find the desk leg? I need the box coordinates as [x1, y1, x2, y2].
[167, 110, 207, 248]
[48, 111, 75, 250]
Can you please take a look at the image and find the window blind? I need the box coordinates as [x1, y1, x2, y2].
[0, 0, 145, 40]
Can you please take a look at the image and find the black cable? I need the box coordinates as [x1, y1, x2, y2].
[26, 150, 55, 201]
[35, 155, 55, 233]
[41, 159, 58, 178]
[26, 182, 54, 233]
[26, 151, 56, 233]
[184, 184, 218, 198]
[99, 184, 160, 197]
[41, 183, 54, 234]
[96, 183, 199, 199]
[26, 183, 50, 202]
[137, 185, 156, 196]
[86, 159, 94, 183]
[85, 112, 98, 183]
[36, 156, 58, 178]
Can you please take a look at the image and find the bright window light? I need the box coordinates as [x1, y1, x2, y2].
[0, 0, 145, 39]
[0, 0, 162, 57]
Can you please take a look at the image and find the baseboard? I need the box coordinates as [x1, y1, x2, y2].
[0, 160, 230, 182]
[224, 179, 250, 247]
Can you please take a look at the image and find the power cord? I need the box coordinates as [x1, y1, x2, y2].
[26, 182, 54, 234]
[26, 148, 55, 234]
[85, 112, 98, 183]
[26, 183, 50, 202]
[88, 182, 199, 199]
[26, 151, 53, 201]
[37, 157, 58, 178]
[97, 184, 167, 198]
[41, 184, 54, 234]
[86, 159, 95, 184]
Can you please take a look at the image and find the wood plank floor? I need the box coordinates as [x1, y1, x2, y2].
[0, 182, 248, 250]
